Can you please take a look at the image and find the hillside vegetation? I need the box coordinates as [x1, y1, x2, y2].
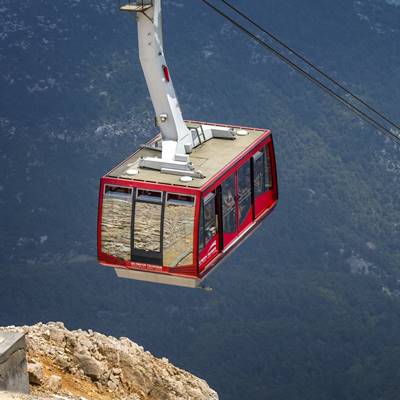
[1, 0, 400, 399]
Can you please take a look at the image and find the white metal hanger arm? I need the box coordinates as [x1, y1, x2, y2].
[137, 0, 192, 160]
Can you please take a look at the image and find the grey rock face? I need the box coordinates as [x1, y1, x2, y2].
[75, 353, 104, 381]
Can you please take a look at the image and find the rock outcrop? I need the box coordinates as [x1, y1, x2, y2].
[0, 323, 218, 400]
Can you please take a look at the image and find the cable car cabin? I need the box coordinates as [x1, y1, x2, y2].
[97, 121, 278, 288]
[98, 2, 278, 287]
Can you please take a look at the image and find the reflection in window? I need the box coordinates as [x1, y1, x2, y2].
[265, 146, 273, 190]
[253, 147, 273, 197]
[199, 202, 205, 253]
[204, 193, 217, 246]
[136, 189, 162, 203]
[238, 161, 252, 225]
[133, 202, 162, 252]
[163, 193, 195, 267]
[199, 193, 217, 251]
[199, 193, 217, 253]
[102, 186, 132, 260]
[253, 151, 265, 197]
[222, 175, 236, 234]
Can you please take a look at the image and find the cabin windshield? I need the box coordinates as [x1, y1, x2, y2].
[101, 186, 195, 267]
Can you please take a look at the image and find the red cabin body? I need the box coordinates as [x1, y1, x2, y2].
[97, 121, 278, 288]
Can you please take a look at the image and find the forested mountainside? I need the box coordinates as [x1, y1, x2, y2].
[1, 0, 400, 399]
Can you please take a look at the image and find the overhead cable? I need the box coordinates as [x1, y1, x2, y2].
[198, 0, 400, 145]
[219, 0, 400, 133]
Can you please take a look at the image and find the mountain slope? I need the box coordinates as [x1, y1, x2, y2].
[0, 322, 218, 400]
[1, 0, 400, 399]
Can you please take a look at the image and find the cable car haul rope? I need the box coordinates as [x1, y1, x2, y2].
[199, 0, 400, 145]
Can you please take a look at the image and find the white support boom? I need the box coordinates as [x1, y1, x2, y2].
[137, 0, 192, 157]
[122, 0, 198, 176]
[121, 0, 236, 177]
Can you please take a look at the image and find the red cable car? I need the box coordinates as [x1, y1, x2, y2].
[97, 1, 278, 288]
[98, 121, 278, 288]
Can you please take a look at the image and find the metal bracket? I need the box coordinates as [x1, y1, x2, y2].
[139, 156, 205, 178]
[120, 1, 153, 12]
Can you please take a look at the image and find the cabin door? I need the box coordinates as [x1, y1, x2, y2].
[252, 146, 274, 217]
[237, 160, 253, 233]
[221, 160, 253, 248]
[221, 174, 237, 247]
[131, 189, 163, 266]
[198, 192, 219, 271]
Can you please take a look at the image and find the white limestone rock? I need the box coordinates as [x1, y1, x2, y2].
[0, 323, 219, 400]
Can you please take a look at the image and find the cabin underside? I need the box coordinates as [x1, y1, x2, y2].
[114, 267, 202, 288]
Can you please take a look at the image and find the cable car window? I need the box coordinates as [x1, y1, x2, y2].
[204, 193, 217, 246]
[265, 146, 273, 191]
[136, 189, 162, 203]
[102, 186, 132, 260]
[163, 193, 195, 267]
[238, 161, 252, 225]
[198, 201, 205, 253]
[253, 151, 265, 197]
[133, 202, 162, 253]
[222, 175, 236, 234]
[166, 193, 195, 205]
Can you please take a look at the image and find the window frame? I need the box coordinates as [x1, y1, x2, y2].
[135, 188, 163, 204]
[198, 192, 218, 253]
[237, 159, 252, 227]
[163, 192, 196, 267]
[101, 185, 134, 260]
[264, 145, 273, 191]
[131, 188, 164, 265]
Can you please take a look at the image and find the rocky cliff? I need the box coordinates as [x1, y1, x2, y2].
[0, 323, 218, 400]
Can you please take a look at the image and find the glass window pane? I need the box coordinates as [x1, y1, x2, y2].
[238, 161, 252, 225]
[265, 147, 273, 191]
[204, 193, 217, 246]
[222, 175, 237, 234]
[253, 151, 265, 197]
[163, 194, 195, 267]
[134, 202, 162, 252]
[199, 202, 205, 253]
[136, 189, 162, 203]
[102, 186, 132, 260]
[167, 193, 195, 205]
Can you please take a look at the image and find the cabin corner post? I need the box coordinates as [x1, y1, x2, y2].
[137, 0, 192, 160]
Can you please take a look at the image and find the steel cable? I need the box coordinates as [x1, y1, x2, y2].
[199, 0, 400, 145]
[219, 0, 400, 133]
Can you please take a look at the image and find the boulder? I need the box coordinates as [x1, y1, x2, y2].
[45, 375, 62, 392]
[75, 353, 104, 381]
[27, 362, 43, 385]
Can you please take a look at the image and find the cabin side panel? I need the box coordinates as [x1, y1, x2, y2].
[197, 132, 278, 275]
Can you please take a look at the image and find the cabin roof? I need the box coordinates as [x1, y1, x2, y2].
[106, 121, 270, 189]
